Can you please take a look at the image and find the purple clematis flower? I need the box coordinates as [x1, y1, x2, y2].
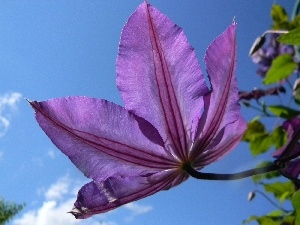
[251, 33, 295, 77]
[30, 2, 246, 219]
[273, 118, 300, 181]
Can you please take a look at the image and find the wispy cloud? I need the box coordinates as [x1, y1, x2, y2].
[124, 202, 153, 222]
[12, 176, 115, 225]
[124, 202, 153, 215]
[44, 176, 70, 201]
[47, 149, 56, 159]
[13, 175, 152, 225]
[30, 148, 57, 168]
[0, 92, 22, 137]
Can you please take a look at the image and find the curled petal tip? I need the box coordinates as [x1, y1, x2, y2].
[25, 98, 31, 104]
[28, 100, 42, 113]
[232, 17, 237, 25]
[68, 207, 84, 219]
[68, 208, 80, 218]
[27, 100, 39, 110]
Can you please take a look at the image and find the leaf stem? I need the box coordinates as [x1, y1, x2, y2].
[251, 190, 291, 213]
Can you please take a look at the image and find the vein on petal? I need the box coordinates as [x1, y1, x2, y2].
[146, 4, 188, 160]
[195, 130, 242, 167]
[191, 27, 237, 160]
[31, 100, 177, 169]
[74, 170, 185, 217]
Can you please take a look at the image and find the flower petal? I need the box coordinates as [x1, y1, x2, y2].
[30, 97, 177, 182]
[191, 23, 245, 159]
[282, 159, 300, 179]
[194, 115, 246, 168]
[71, 170, 187, 218]
[273, 118, 300, 180]
[117, 2, 208, 160]
[273, 118, 300, 158]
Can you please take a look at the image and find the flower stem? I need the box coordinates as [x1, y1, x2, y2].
[184, 163, 281, 180]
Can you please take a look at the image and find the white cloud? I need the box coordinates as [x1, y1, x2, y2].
[124, 202, 152, 215]
[12, 176, 115, 225]
[30, 149, 57, 168]
[47, 149, 56, 159]
[123, 202, 153, 222]
[44, 176, 70, 201]
[0, 92, 22, 137]
[13, 175, 153, 225]
[13, 199, 83, 225]
[98, 222, 116, 225]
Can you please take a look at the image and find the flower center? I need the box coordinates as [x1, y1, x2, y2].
[180, 161, 192, 172]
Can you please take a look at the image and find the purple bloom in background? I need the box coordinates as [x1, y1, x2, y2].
[30, 2, 246, 218]
[239, 86, 285, 101]
[251, 34, 295, 77]
[273, 118, 300, 181]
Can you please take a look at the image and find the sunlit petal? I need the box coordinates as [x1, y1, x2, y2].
[117, 2, 208, 160]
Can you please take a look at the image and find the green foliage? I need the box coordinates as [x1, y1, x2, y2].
[293, 78, 300, 105]
[243, 210, 294, 225]
[278, 28, 300, 45]
[271, 4, 300, 31]
[271, 126, 287, 149]
[243, 120, 266, 142]
[0, 198, 24, 225]
[271, 4, 289, 30]
[292, 190, 300, 224]
[243, 120, 272, 156]
[250, 134, 273, 156]
[243, 120, 287, 156]
[248, 181, 295, 224]
[291, 14, 300, 30]
[268, 105, 300, 119]
[263, 54, 297, 85]
[264, 181, 295, 202]
[244, 2, 300, 225]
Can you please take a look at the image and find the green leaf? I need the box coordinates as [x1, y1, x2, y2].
[268, 105, 300, 119]
[293, 190, 300, 224]
[271, 4, 288, 22]
[267, 210, 285, 217]
[279, 191, 292, 203]
[293, 190, 300, 209]
[243, 120, 276, 156]
[0, 198, 25, 225]
[252, 161, 281, 183]
[243, 211, 287, 225]
[243, 120, 266, 142]
[264, 181, 295, 201]
[293, 78, 300, 105]
[271, 4, 289, 29]
[282, 214, 296, 225]
[250, 134, 272, 156]
[263, 54, 297, 85]
[271, 126, 287, 149]
[291, 14, 300, 29]
[278, 28, 300, 45]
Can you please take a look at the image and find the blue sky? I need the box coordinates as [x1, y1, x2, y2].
[0, 1, 296, 225]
